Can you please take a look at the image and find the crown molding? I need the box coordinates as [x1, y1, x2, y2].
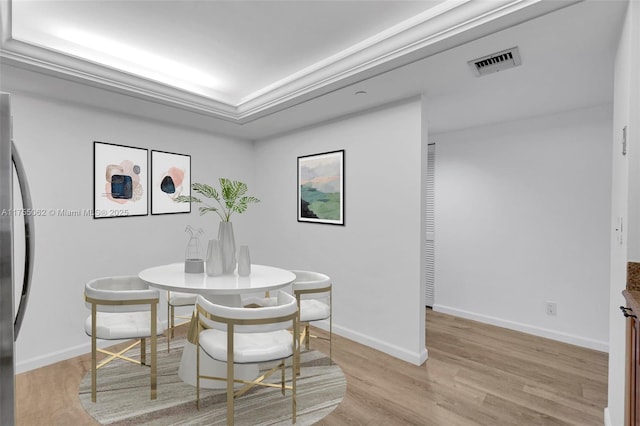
[235, 0, 581, 121]
[0, 0, 579, 124]
[0, 39, 239, 120]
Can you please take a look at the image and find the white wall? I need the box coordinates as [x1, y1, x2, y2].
[250, 99, 428, 365]
[607, 1, 639, 424]
[4, 65, 429, 371]
[2, 67, 257, 372]
[433, 105, 612, 352]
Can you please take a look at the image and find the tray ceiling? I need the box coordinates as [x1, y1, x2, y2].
[1, 1, 579, 122]
[10, 0, 443, 104]
[0, 1, 628, 139]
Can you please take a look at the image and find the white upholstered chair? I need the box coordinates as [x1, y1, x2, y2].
[194, 291, 299, 425]
[240, 291, 277, 308]
[290, 270, 332, 364]
[84, 276, 165, 402]
[167, 291, 197, 352]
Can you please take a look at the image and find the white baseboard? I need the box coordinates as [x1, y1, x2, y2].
[17, 339, 120, 374]
[432, 304, 609, 353]
[312, 319, 427, 365]
[16, 320, 170, 374]
[604, 407, 612, 426]
[17, 319, 429, 373]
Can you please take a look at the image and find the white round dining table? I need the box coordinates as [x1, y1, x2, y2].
[138, 262, 296, 388]
[138, 262, 295, 295]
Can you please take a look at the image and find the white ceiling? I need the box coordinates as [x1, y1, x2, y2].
[0, 0, 628, 140]
[10, 0, 445, 103]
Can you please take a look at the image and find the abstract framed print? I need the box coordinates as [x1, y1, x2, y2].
[297, 150, 344, 225]
[93, 141, 148, 218]
[150, 150, 191, 215]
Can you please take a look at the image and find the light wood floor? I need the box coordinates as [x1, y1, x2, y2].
[15, 310, 608, 425]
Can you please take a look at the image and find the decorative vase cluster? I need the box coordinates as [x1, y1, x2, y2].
[176, 178, 259, 276]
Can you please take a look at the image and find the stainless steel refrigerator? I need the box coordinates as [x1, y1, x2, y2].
[0, 92, 35, 425]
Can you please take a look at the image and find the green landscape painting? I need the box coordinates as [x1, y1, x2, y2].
[298, 150, 344, 225]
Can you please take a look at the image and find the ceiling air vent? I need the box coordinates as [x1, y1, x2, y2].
[468, 47, 522, 77]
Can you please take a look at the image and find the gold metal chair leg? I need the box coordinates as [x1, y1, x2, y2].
[151, 303, 157, 400]
[141, 337, 147, 365]
[295, 342, 301, 376]
[227, 325, 235, 426]
[329, 292, 332, 364]
[91, 305, 97, 403]
[329, 330, 332, 365]
[168, 303, 194, 353]
[170, 305, 175, 338]
[281, 360, 285, 395]
[168, 305, 174, 353]
[293, 319, 298, 423]
[196, 330, 200, 411]
[296, 324, 309, 376]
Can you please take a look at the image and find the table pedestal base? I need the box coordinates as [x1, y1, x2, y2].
[178, 341, 259, 389]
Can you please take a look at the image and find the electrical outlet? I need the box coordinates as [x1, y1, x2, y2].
[546, 301, 557, 316]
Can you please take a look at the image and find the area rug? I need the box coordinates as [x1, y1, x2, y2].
[78, 338, 346, 425]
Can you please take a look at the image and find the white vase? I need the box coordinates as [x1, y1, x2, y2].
[237, 245, 251, 276]
[206, 239, 223, 276]
[218, 222, 236, 274]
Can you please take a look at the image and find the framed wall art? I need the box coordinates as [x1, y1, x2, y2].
[297, 149, 344, 225]
[93, 141, 148, 218]
[150, 150, 191, 215]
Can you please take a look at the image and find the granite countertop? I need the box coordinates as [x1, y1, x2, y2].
[624, 262, 640, 314]
[623, 290, 640, 315]
[629, 262, 640, 291]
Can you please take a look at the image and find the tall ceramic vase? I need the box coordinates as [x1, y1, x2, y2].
[237, 245, 251, 276]
[205, 239, 223, 276]
[218, 221, 236, 274]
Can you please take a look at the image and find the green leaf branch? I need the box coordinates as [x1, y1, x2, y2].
[175, 178, 260, 222]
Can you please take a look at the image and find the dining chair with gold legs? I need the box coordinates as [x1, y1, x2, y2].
[167, 291, 197, 352]
[84, 275, 165, 402]
[290, 270, 332, 374]
[194, 291, 299, 425]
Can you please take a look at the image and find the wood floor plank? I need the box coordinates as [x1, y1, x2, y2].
[15, 309, 608, 425]
[16, 355, 98, 426]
